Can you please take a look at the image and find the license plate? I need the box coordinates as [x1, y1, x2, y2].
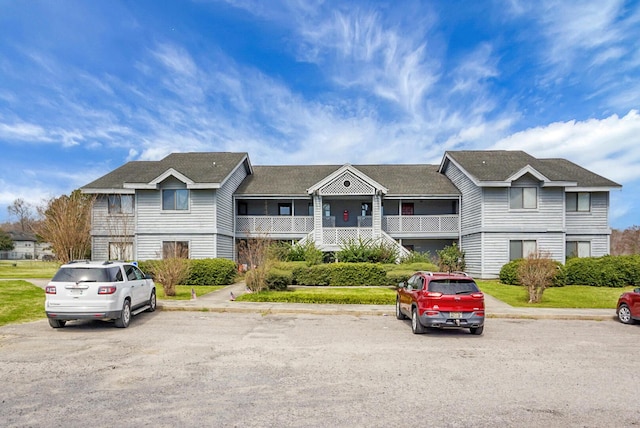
[449, 312, 462, 319]
[70, 289, 84, 296]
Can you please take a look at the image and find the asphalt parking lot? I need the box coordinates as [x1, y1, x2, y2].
[1, 311, 639, 427]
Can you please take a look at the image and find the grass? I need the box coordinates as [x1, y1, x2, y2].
[477, 280, 633, 309]
[0, 280, 46, 326]
[156, 285, 224, 300]
[0, 260, 60, 279]
[237, 286, 396, 305]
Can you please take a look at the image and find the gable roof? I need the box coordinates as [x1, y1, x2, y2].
[235, 164, 460, 197]
[439, 150, 621, 189]
[82, 152, 252, 192]
[6, 231, 37, 242]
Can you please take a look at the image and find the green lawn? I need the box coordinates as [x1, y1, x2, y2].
[156, 285, 224, 300]
[477, 280, 632, 309]
[0, 260, 60, 279]
[0, 280, 46, 326]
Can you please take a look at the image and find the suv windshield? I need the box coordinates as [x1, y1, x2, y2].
[428, 279, 479, 295]
[52, 267, 121, 283]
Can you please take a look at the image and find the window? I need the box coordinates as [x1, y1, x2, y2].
[109, 242, 133, 260]
[108, 194, 134, 214]
[566, 192, 591, 212]
[238, 202, 248, 215]
[323, 203, 331, 217]
[125, 264, 145, 281]
[510, 187, 537, 209]
[278, 203, 292, 216]
[566, 241, 590, 258]
[162, 241, 189, 258]
[162, 189, 189, 211]
[361, 202, 371, 217]
[401, 203, 414, 215]
[509, 240, 537, 261]
[308, 203, 314, 216]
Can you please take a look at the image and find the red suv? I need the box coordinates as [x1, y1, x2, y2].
[616, 287, 640, 325]
[396, 271, 485, 335]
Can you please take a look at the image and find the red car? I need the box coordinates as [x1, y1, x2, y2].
[396, 271, 485, 335]
[616, 287, 640, 325]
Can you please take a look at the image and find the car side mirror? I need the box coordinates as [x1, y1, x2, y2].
[398, 281, 406, 289]
[634, 287, 640, 293]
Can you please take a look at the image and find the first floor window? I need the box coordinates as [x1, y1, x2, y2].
[566, 192, 591, 212]
[566, 241, 590, 258]
[109, 242, 133, 260]
[510, 187, 537, 209]
[108, 194, 134, 214]
[510, 240, 537, 261]
[323, 203, 331, 217]
[163, 241, 189, 258]
[162, 189, 189, 211]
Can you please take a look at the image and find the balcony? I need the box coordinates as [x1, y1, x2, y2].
[236, 214, 459, 236]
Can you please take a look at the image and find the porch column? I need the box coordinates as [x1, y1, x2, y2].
[372, 191, 382, 238]
[313, 192, 323, 244]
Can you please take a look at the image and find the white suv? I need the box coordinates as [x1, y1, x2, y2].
[45, 261, 156, 328]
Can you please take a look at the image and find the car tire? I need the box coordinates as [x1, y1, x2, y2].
[470, 326, 484, 335]
[48, 319, 66, 329]
[115, 299, 131, 328]
[617, 304, 635, 324]
[396, 298, 406, 320]
[146, 290, 157, 312]
[411, 307, 426, 334]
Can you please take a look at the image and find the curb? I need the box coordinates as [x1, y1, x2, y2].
[158, 302, 617, 321]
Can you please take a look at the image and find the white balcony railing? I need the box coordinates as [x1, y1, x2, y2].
[237, 214, 459, 234]
[236, 216, 314, 234]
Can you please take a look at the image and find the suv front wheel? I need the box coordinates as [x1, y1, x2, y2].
[396, 298, 406, 320]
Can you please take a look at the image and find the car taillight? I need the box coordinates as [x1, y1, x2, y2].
[471, 293, 484, 298]
[45, 286, 56, 294]
[98, 286, 117, 295]
[426, 292, 443, 297]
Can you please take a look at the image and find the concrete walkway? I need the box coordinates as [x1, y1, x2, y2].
[8, 278, 616, 321]
[158, 281, 618, 321]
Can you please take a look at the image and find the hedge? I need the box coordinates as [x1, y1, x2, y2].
[292, 263, 388, 286]
[499, 255, 640, 288]
[137, 258, 237, 286]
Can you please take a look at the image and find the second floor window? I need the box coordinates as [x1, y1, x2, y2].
[162, 189, 189, 211]
[510, 187, 537, 209]
[108, 194, 134, 214]
[566, 192, 591, 212]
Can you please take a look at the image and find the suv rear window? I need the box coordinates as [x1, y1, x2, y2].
[52, 267, 122, 283]
[428, 279, 479, 295]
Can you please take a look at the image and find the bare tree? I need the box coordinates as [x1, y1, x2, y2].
[517, 250, 557, 303]
[611, 226, 640, 255]
[7, 198, 35, 232]
[34, 190, 96, 264]
[237, 233, 272, 292]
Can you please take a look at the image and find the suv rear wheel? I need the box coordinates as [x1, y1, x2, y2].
[396, 298, 406, 320]
[470, 326, 484, 335]
[115, 299, 131, 328]
[48, 319, 66, 329]
[146, 290, 157, 312]
[411, 307, 426, 334]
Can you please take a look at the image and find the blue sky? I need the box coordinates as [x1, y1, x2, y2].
[1, 0, 639, 228]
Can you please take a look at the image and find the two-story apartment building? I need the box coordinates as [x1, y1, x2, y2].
[81, 150, 621, 278]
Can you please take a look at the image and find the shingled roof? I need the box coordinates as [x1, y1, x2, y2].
[235, 164, 460, 196]
[441, 150, 621, 188]
[82, 152, 251, 191]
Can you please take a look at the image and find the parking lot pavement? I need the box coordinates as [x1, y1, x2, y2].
[1, 312, 639, 427]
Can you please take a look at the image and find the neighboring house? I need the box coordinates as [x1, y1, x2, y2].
[81, 150, 621, 278]
[0, 231, 54, 260]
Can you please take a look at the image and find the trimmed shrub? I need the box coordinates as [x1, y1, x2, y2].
[292, 265, 332, 286]
[265, 268, 292, 290]
[184, 258, 237, 286]
[292, 263, 387, 286]
[565, 255, 640, 287]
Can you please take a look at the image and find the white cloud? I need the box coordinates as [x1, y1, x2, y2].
[491, 110, 640, 183]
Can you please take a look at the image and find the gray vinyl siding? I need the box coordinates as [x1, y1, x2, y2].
[482, 184, 564, 232]
[480, 232, 565, 279]
[461, 233, 482, 278]
[566, 192, 610, 233]
[217, 164, 249, 259]
[92, 236, 110, 261]
[443, 162, 482, 233]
